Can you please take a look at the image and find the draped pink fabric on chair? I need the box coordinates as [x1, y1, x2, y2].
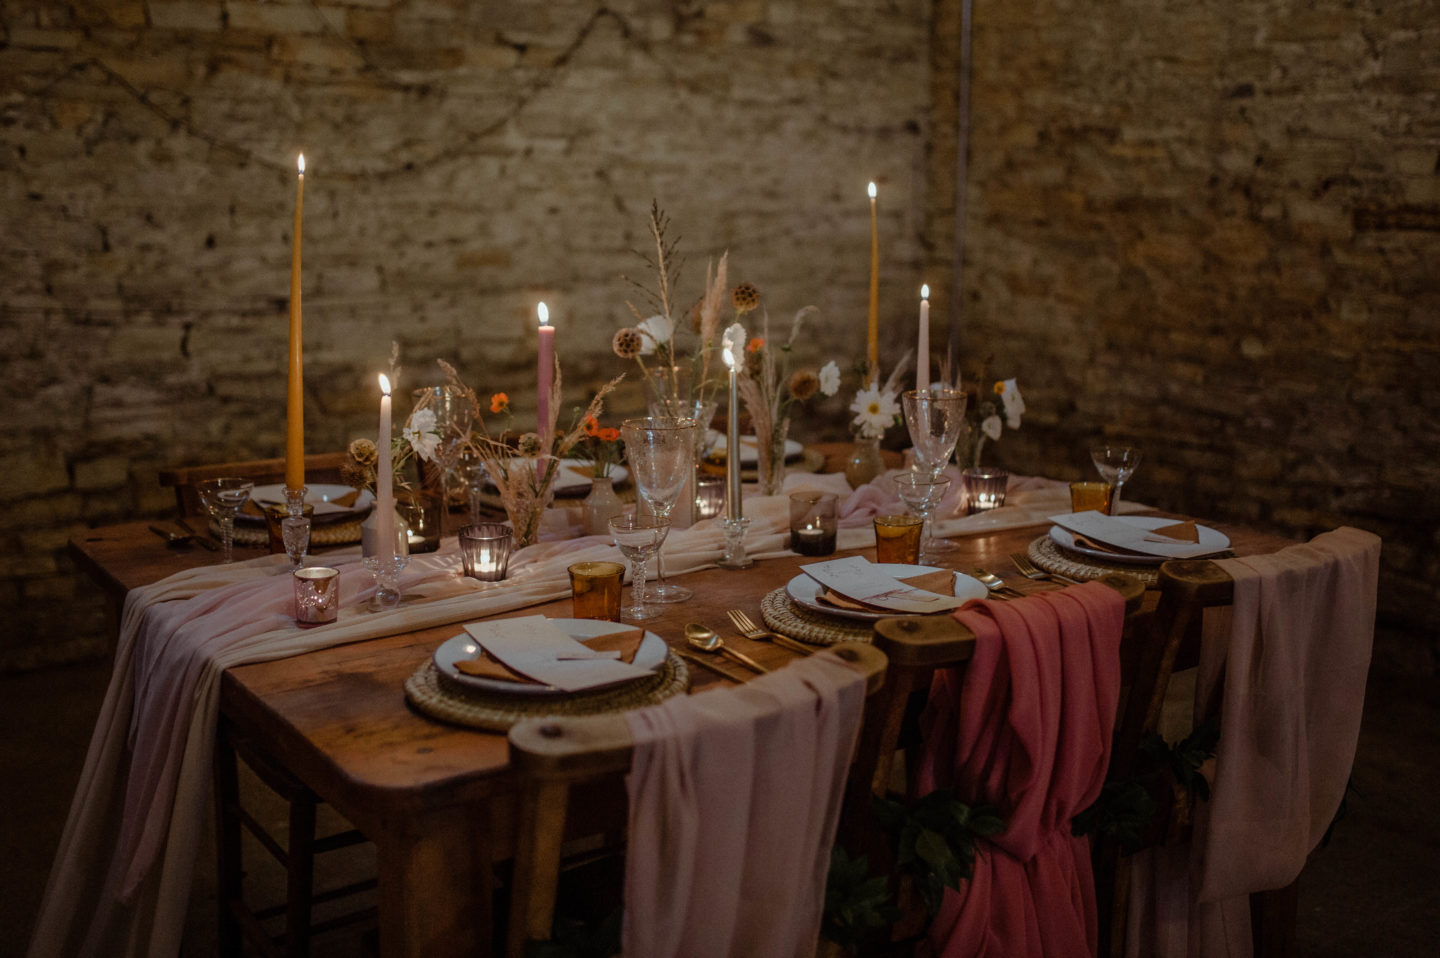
[916, 582, 1126, 958]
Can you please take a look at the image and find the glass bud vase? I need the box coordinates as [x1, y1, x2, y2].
[844, 436, 886, 488]
[754, 418, 789, 497]
[582, 475, 623, 537]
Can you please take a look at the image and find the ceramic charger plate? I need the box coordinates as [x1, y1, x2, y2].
[485, 459, 631, 497]
[705, 435, 806, 465]
[242, 483, 375, 524]
[1049, 515, 1231, 566]
[785, 564, 989, 622]
[433, 618, 668, 696]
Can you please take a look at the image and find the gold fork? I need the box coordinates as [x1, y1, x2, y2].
[1010, 552, 1080, 586]
[726, 610, 815, 656]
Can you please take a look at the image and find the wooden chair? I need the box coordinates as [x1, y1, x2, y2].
[214, 718, 376, 957]
[504, 643, 889, 958]
[159, 451, 351, 517]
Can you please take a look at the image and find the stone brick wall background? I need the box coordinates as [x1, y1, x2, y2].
[1, 0, 1435, 672]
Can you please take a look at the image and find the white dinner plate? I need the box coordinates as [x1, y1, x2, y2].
[705, 435, 805, 465]
[433, 618, 667, 696]
[785, 564, 989, 622]
[485, 459, 630, 497]
[1049, 515, 1231, 566]
[242, 483, 374, 523]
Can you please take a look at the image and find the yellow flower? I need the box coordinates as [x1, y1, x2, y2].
[993, 380, 1005, 394]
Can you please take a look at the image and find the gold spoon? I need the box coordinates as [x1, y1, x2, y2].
[684, 623, 769, 674]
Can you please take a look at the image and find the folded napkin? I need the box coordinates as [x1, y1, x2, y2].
[803, 556, 969, 614]
[819, 569, 958, 612]
[462, 616, 653, 692]
[329, 488, 362, 508]
[455, 627, 645, 684]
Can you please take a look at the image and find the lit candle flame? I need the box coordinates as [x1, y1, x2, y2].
[921, 284, 929, 300]
[537, 302, 549, 326]
[297, 153, 305, 175]
[723, 346, 736, 369]
[868, 181, 877, 199]
[378, 373, 391, 396]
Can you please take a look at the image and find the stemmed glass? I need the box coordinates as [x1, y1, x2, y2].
[621, 417, 698, 603]
[902, 388, 968, 479]
[280, 515, 309, 570]
[609, 514, 670, 621]
[197, 478, 255, 564]
[413, 386, 474, 538]
[1091, 444, 1143, 511]
[893, 473, 952, 564]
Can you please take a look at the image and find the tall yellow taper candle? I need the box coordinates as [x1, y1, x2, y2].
[867, 181, 879, 383]
[286, 153, 305, 492]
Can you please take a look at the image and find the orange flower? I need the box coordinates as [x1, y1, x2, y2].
[600, 427, 621, 442]
[746, 337, 765, 353]
[490, 392, 509, 413]
[584, 415, 601, 437]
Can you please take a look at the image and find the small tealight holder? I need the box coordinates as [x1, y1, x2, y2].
[293, 566, 340, 625]
[788, 491, 838, 557]
[694, 474, 726, 520]
[1070, 481, 1114, 515]
[717, 516, 754, 569]
[962, 468, 1010, 514]
[460, 523, 513, 582]
[568, 561, 625, 621]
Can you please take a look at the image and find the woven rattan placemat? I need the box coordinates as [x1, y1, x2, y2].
[404, 651, 690, 732]
[226, 517, 365, 548]
[1027, 535, 1160, 587]
[759, 589, 875, 646]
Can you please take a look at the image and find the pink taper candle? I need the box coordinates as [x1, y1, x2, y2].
[537, 301, 554, 445]
[917, 285, 930, 392]
[286, 153, 306, 492]
[376, 374, 394, 562]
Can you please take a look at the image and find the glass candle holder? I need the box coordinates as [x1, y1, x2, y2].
[265, 502, 315, 554]
[788, 491, 838, 557]
[694, 474, 726, 520]
[568, 561, 625, 621]
[1070, 481, 1114, 515]
[962, 468, 1010, 514]
[293, 567, 340, 625]
[873, 514, 924, 565]
[460, 523, 513, 581]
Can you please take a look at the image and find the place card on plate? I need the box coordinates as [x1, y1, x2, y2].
[801, 557, 969, 614]
[1050, 511, 1221, 559]
[461, 615, 653, 691]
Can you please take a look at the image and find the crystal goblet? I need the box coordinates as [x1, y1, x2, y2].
[1090, 444, 1143, 511]
[902, 388, 968, 479]
[621, 416, 697, 603]
[197, 477, 255, 564]
[893, 473, 953, 564]
[609, 513, 670, 621]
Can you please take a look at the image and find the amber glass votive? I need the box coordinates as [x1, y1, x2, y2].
[788, 491, 839, 557]
[293, 567, 340, 625]
[460, 523, 513, 581]
[873, 514, 924, 565]
[569, 561, 624, 621]
[1070, 481, 1114, 515]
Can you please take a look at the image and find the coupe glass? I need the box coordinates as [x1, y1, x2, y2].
[197, 477, 255, 564]
[412, 386, 474, 538]
[609, 514, 670, 621]
[621, 416, 698, 603]
[1090, 444, 1143, 511]
[893, 473, 952, 564]
[902, 388, 968, 479]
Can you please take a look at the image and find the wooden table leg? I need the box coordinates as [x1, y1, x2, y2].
[377, 802, 493, 958]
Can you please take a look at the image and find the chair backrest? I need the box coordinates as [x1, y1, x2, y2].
[504, 642, 888, 958]
[158, 451, 351, 516]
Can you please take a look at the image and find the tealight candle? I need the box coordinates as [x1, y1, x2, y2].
[788, 491, 838, 557]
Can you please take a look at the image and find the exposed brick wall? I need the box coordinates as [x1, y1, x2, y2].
[0, 0, 935, 668]
[953, 1, 1439, 657]
[2, 0, 1435, 671]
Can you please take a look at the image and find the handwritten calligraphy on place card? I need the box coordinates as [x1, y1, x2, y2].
[462, 615, 652, 691]
[800, 556, 968, 614]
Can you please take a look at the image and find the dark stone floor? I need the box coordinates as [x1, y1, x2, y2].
[3, 629, 1436, 957]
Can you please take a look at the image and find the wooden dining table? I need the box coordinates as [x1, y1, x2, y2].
[66, 494, 1295, 958]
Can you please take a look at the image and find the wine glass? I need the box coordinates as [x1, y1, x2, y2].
[1090, 444, 1143, 511]
[197, 477, 255, 564]
[413, 386, 474, 538]
[893, 473, 952, 564]
[621, 416, 698, 603]
[902, 388, 968, 479]
[609, 513, 670, 621]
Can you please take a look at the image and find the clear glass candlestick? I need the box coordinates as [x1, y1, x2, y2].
[280, 515, 310, 569]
